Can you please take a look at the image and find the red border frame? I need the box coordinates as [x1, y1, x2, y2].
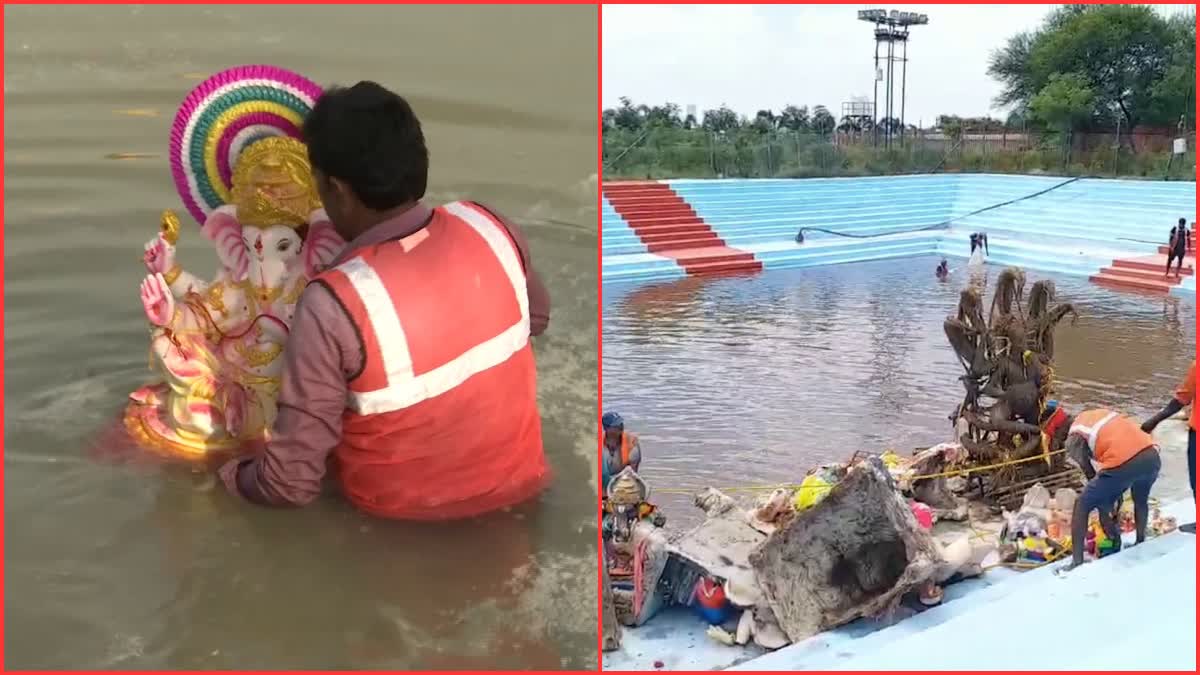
[595, 2, 1199, 673]
[0, 1, 598, 673]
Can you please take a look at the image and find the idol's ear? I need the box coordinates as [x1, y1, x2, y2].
[201, 205, 249, 281]
[303, 208, 346, 277]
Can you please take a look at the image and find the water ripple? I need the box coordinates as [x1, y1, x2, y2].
[603, 258, 1195, 527]
[5, 4, 598, 669]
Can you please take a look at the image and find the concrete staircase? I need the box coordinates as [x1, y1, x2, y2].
[603, 182, 762, 277]
[1091, 233, 1194, 294]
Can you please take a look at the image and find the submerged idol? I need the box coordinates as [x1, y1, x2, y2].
[125, 65, 345, 460]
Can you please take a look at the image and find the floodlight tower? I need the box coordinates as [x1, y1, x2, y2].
[857, 9, 928, 149]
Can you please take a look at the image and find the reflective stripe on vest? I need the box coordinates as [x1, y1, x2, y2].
[337, 201, 530, 416]
[1069, 410, 1118, 451]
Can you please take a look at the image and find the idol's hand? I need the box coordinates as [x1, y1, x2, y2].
[140, 273, 175, 327]
[143, 233, 177, 276]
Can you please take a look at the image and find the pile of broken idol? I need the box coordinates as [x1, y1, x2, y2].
[602, 443, 1181, 653]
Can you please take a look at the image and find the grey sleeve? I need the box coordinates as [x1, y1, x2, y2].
[1065, 435, 1095, 480]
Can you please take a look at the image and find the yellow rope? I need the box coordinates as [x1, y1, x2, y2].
[653, 448, 1070, 496]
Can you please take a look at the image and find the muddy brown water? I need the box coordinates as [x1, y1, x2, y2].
[603, 259, 1195, 530]
[4, 4, 598, 669]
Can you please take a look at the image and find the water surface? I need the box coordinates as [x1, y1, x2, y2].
[603, 258, 1194, 528]
[4, 4, 598, 669]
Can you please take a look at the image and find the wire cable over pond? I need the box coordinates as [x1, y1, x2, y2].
[795, 175, 1084, 243]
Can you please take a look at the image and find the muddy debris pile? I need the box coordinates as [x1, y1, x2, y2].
[602, 457, 993, 653]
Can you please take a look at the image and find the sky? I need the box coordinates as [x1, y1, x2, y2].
[602, 3, 1188, 125]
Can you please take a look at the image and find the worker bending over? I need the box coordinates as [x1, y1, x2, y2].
[1063, 408, 1161, 570]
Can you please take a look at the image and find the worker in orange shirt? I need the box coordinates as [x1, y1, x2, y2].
[1142, 360, 1195, 534]
[1062, 409, 1161, 570]
[600, 411, 642, 498]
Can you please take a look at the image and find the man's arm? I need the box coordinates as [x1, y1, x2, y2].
[628, 438, 643, 472]
[1065, 434, 1095, 481]
[474, 202, 551, 336]
[1142, 400, 1184, 433]
[1143, 362, 1194, 432]
[217, 283, 359, 506]
[1064, 435, 1094, 569]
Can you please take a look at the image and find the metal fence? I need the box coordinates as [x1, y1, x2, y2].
[602, 127, 1196, 181]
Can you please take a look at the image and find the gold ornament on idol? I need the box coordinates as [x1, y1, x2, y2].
[149, 210, 183, 283]
[160, 209, 182, 245]
[230, 136, 321, 229]
[234, 340, 285, 369]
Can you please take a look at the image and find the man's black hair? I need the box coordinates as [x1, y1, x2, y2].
[1180, 217, 1187, 226]
[303, 81, 429, 210]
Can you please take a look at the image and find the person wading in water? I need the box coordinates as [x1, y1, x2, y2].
[600, 411, 642, 497]
[969, 232, 989, 260]
[218, 81, 553, 520]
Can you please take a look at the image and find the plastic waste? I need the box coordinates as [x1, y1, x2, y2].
[910, 501, 934, 530]
[793, 473, 832, 511]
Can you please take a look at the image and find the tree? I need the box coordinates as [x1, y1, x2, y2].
[811, 105, 835, 134]
[1147, 13, 1197, 129]
[607, 97, 643, 132]
[936, 115, 1006, 134]
[839, 115, 874, 134]
[779, 104, 810, 131]
[701, 105, 741, 133]
[750, 109, 778, 134]
[988, 32, 1037, 107]
[1005, 108, 1029, 129]
[988, 4, 1192, 131]
[1029, 72, 1094, 133]
[644, 103, 683, 129]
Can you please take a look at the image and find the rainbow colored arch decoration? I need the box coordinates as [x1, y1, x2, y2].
[169, 64, 323, 226]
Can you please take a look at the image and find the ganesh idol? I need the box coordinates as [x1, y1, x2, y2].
[124, 65, 345, 460]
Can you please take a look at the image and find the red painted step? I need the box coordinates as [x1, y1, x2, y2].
[644, 235, 729, 251]
[1111, 254, 1193, 276]
[603, 182, 762, 276]
[1090, 271, 1178, 294]
[622, 214, 703, 227]
[1090, 253, 1193, 294]
[635, 223, 715, 237]
[656, 246, 762, 276]
[638, 224, 715, 239]
[614, 204, 696, 215]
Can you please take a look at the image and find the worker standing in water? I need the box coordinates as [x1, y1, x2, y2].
[1061, 408, 1161, 571]
[218, 81, 552, 519]
[601, 412, 642, 496]
[1142, 359, 1196, 534]
[968, 232, 989, 262]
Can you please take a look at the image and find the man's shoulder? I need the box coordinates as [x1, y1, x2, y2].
[297, 280, 349, 321]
